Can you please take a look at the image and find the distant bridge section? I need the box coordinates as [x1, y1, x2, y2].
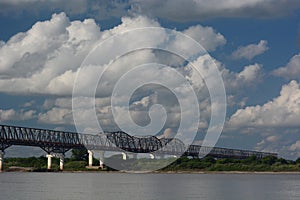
[0, 124, 277, 171]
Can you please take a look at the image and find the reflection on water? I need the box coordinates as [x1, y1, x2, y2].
[0, 173, 299, 200]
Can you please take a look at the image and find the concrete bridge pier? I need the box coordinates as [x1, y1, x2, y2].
[98, 151, 105, 169]
[122, 152, 128, 160]
[88, 150, 93, 167]
[150, 154, 156, 159]
[46, 153, 64, 170]
[46, 154, 53, 170]
[0, 150, 4, 171]
[59, 154, 65, 171]
[88, 150, 105, 169]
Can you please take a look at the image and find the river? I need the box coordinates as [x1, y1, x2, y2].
[0, 172, 299, 200]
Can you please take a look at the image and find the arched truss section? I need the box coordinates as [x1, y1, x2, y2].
[106, 131, 163, 153]
[78, 133, 114, 151]
[160, 138, 186, 154]
[105, 131, 188, 154]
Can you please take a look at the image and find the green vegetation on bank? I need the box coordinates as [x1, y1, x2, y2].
[161, 156, 300, 172]
[4, 156, 89, 171]
[4, 149, 92, 171]
[3, 149, 300, 172]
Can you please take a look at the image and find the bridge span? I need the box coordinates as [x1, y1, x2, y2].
[0, 124, 277, 171]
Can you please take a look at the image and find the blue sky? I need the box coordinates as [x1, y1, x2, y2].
[1, 0, 300, 159]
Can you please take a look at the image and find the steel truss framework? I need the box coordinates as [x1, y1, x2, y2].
[0, 124, 277, 158]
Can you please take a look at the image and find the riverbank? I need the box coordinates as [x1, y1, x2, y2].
[155, 170, 300, 175]
[3, 155, 300, 173]
[3, 168, 300, 175]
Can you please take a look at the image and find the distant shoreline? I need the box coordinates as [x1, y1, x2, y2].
[3, 167, 300, 175]
[4, 155, 300, 173]
[156, 171, 300, 175]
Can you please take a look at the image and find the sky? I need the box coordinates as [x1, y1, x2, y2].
[1, 0, 300, 159]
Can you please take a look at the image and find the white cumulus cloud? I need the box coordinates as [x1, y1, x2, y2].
[0, 108, 35, 122]
[182, 25, 226, 51]
[0, 13, 227, 96]
[272, 53, 300, 80]
[228, 80, 300, 128]
[232, 40, 269, 60]
[0, 13, 264, 141]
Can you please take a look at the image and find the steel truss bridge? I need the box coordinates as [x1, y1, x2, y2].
[0, 124, 277, 159]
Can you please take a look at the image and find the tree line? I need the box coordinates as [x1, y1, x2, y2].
[4, 149, 300, 172]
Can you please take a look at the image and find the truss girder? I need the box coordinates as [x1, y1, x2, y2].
[0, 125, 277, 158]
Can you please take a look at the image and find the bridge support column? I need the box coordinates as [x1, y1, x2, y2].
[99, 151, 104, 169]
[0, 150, 4, 172]
[122, 152, 128, 160]
[46, 154, 53, 170]
[59, 154, 64, 171]
[88, 150, 93, 167]
[150, 154, 156, 159]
